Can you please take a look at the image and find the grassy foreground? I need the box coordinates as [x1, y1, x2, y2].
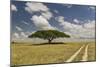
[11, 42, 96, 66]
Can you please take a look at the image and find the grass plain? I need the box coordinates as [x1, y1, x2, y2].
[11, 41, 96, 66]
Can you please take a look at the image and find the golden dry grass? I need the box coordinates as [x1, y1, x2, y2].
[11, 42, 96, 66]
[88, 42, 96, 61]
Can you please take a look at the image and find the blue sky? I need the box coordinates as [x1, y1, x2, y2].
[11, 1, 96, 41]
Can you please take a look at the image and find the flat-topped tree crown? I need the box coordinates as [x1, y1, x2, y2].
[28, 30, 70, 44]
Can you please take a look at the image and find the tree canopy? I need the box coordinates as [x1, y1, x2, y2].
[28, 30, 70, 44]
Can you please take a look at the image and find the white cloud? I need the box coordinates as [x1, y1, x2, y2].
[54, 10, 59, 14]
[41, 11, 53, 20]
[22, 21, 29, 25]
[31, 15, 55, 30]
[73, 19, 80, 23]
[25, 2, 49, 13]
[25, 2, 53, 20]
[20, 32, 27, 38]
[83, 20, 95, 29]
[12, 31, 32, 41]
[16, 26, 23, 31]
[12, 32, 19, 39]
[57, 16, 95, 39]
[25, 7, 32, 14]
[89, 6, 95, 10]
[26, 31, 34, 36]
[63, 4, 72, 8]
[57, 16, 65, 23]
[88, 6, 96, 13]
[11, 4, 17, 11]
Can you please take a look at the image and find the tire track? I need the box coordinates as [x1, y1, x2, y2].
[65, 45, 85, 62]
[81, 44, 89, 61]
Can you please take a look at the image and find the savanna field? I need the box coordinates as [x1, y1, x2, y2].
[10, 1, 96, 67]
[11, 41, 96, 66]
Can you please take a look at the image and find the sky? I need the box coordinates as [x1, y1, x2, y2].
[11, 1, 96, 42]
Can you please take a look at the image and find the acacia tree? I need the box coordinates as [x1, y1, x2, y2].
[28, 30, 70, 44]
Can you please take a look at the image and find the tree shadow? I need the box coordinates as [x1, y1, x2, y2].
[32, 42, 66, 46]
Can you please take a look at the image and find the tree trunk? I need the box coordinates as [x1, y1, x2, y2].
[48, 39, 52, 44]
